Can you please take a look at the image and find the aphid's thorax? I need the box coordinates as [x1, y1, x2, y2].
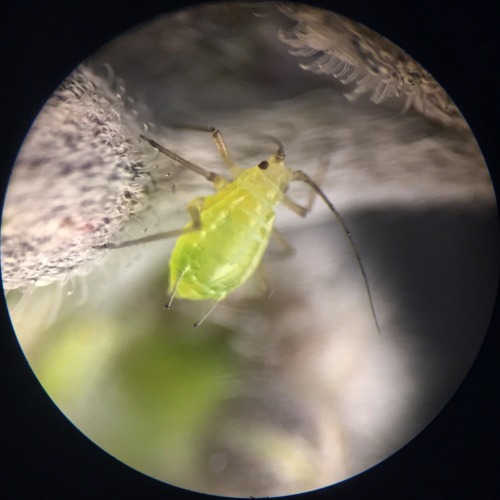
[236, 155, 293, 205]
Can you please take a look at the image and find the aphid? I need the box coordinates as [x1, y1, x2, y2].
[102, 126, 380, 331]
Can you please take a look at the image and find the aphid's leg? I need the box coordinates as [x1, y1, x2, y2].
[255, 265, 274, 298]
[291, 169, 381, 334]
[168, 125, 242, 178]
[140, 135, 229, 189]
[282, 196, 310, 217]
[165, 268, 187, 309]
[193, 301, 221, 328]
[94, 228, 189, 250]
[93, 229, 183, 250]
[283, 160, 328, 217]
[257, 230, 295, 296]
[210, 128, 243, 178]
[94, 196, 204, 250]
[269, 228, 296, 258]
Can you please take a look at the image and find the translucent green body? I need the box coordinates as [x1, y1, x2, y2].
[168, 157, 293, 301]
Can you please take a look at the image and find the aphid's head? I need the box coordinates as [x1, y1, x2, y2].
[239, 139, 292, 200]
[256, 151, 293, 193]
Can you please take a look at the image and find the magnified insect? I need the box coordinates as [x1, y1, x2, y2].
[99, 126, 380, 331]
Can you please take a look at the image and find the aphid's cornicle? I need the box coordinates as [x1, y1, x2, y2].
[99, 127, 380, 331]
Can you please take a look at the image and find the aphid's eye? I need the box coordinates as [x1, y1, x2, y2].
[258, 160, 269, 170]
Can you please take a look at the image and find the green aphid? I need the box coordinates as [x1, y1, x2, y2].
[102, 126, 379, 331]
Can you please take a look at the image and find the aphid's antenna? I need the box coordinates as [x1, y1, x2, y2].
[292, 170, 381, 334]
[258, 135, 286, 161]
[273, 139, 286, 162]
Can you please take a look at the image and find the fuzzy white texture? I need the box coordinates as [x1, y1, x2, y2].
[2, 67, 153, 290]
[278, 4, 465, 129]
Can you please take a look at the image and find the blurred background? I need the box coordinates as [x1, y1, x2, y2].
[2, 3, 498, 498]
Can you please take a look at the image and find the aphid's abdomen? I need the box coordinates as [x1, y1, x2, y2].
[169, 180, 278, 301]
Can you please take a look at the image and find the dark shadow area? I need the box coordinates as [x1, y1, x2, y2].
[349, 201, 499, 423]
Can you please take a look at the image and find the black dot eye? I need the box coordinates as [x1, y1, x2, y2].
[258, 160, 269, 170]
